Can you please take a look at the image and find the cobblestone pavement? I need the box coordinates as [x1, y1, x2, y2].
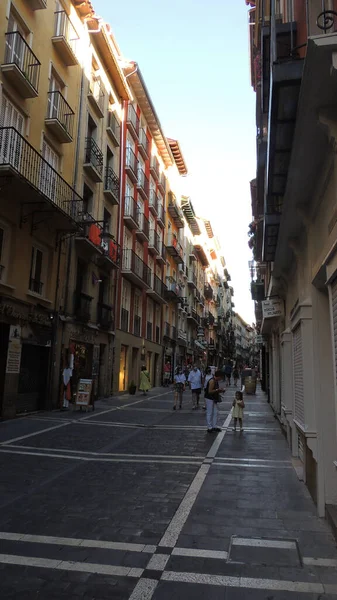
[1, 386, 337, 599]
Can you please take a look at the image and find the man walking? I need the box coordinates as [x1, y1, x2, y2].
[188, 365, 202, 409]
[205, 369, 226, 433]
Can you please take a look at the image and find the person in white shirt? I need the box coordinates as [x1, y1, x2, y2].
[202, 367, 212, 410]
[188, 365, 202, 409]
[173, 367, 186, 410]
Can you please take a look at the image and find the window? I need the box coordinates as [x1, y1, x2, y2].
[47, 70, 63, 120]
[83, 183, 93, 215]
[40, 140, 59, 200]
[6, 11, 27, 70]
[134, 290, 142, 336]
[0, 96, 25, 167]
[29, 246, 44, 295]
[0, 95, 25, 131]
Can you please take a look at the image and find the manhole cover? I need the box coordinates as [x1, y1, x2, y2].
[228, 536, 302, 567]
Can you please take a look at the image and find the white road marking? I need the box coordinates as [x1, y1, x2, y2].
[1, 422, 71, 446]
[0, 553, 143, 577]
[213, 462, 292, 469]
[0, 448, 202, 465]
[0, 531, 153, 552]
[146, 554, 170, 571]
[161, 571, 325, 593]
[79, 421, 208, 431]
[206, 410, 233, 459]
[128, 578, 158, 600]
[159, 464, 210, 547]
[80, 391, 172, 421]
[303, 557, 337, 567]
[3, 445, 204, 460]
[231, 538, 297, 549]
[214, 457, 290, 463]
[173, 547, 228, 560]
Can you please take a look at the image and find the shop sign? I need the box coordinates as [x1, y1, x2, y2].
[68, 325, 95, 344]
[76, 378, 93, 406]
[6, 325, 22, 374]
[262, 298, 284, 319]
[0, 302, 51, 327]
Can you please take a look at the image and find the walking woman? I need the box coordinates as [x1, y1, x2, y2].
[173, 367, 186, 410]
[139, 366, 151, 396]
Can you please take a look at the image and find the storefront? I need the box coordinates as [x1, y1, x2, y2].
[0, 297, 53, 418]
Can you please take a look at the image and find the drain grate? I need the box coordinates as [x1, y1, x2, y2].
[228, 536, 302, 567]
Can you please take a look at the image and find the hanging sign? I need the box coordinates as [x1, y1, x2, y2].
[262, 298, 284, 319]
[6, 325, 22, 374]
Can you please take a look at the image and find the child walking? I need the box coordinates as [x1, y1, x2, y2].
[232, 390, 245, 432]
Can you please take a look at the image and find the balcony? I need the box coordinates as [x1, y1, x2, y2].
[121, 249, 151, 289]
[74, 291, 92, 322]
[166, 233, 184, 264]
[163, 321, 170, 338]
[187, 270, 197, 289]
[52, 10, 79, 66]
[88, 77, 105, 118]
[187, 307, 200, 325]
[204, 283, 213, 301]
[158, 172, 166, 194]
[193, 243, 209, 267]
[251, 281, 265, 302]
[168, 192, 184, 228]
[120, 307, 129, 332]
[138, 128, 149, 160]
[133, 314, 140, 337]
[149, 189, 158, 216]
[76, 220, 103, 257]
[45, 91, 74, 143]
[146, 321, 153, 341]
[150, 155, 160, 180]
[0, 127, 83, 230]
[157, 203, 165, 227]
[106, 111, 120, 146]
[165, 277, 181, 302]
[83, 137, 103, 182]
[177, 329, 187, 345]
[29, 277, 43, 296]
[104, 167, 119, 205]
[171, 325, 177, 341]
[148, 229, 160, 255]
[97, 302, 113, 330]
[147, 273, 166, 304]
[98, 237, 120, 270]
[125, 147, 138, 183]
[1, 32, 41, 98]
[123, 196, 139, 230]
[126, 104, 139, 139]
[136, 212, 149, 242]
[27, 0, 47, 8]
[137, 167, 149, 200]
[156, 242, 166, 265]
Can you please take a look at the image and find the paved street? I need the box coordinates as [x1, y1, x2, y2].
[1, 386, 337, 599]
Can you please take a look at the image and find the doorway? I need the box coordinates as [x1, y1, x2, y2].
[131, 347, 139, 386]
[153, 353, 158, 387]
[0, 323, 9, 416]
[119, 344, 128, 391]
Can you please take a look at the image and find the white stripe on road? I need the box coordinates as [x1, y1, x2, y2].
[146, 554, 170, 571]
[79, 421, 208, 431]
[128, 578, 159, 600]
[0, 531, 155, 553]
[79, 391, 172, 421]
[3, 445, 204, 461]
[0, 553, 143, 577]
[231, 538, 297, 549]
[159, 409, 232, 548]
[213, 462, 292, 469]
[214, 457, 290, 463]
[1, 422, 71, 446]
[173, 547, 228, 560]
[161, 571, 326, 594]
[303, 557, 337, 567]
[0, 448, 202, 466]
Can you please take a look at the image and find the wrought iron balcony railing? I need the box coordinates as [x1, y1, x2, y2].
[127, 104, 139, 137]
[121, 249, 151, 287]
[157, 202, 165, 224]
[46, 91, 74, 139]
[88, 76, 104, 115]
[149, 229, 160, 252]
[137, 212, 149, 239]
[125, 146, 138, 180]
[137, 167, 149, 198]
[0, 127, 83, 221]
[74, 291, 92, 322]
[138, 128, 149, 157]
[150, 155, 160, 179]
[149, 189, 158, 214]
[151, 273, 165, 297]
[3, 31, 41, 95]
[104, 166, 119, 200]
[53, 10, 78, 65]
[107, 110, 120, 144]
[29, 277, 43, 295]
[124, 196, 140, 225]
[84, 137, 103, 177]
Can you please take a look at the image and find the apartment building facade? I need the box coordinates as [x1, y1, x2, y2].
[247, 0, 337, 516]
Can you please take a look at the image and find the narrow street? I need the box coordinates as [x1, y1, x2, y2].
[1, 387, 337, 599]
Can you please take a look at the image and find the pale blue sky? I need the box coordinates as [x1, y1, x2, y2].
[93, 0, 256, 323]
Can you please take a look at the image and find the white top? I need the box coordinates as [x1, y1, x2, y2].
[188, 369, 202, 389]
[204, 374, 212, 389]
[174, 374, 186, 384]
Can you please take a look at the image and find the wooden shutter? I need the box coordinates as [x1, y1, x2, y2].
[293, 324, 304, 426]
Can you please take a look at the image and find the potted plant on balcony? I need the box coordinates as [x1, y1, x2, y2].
[128, 381, 137, 395]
